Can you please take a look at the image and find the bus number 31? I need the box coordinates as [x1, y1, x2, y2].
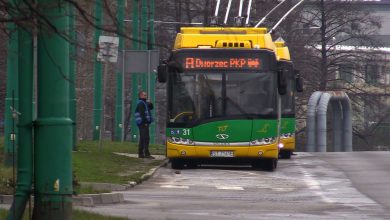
[183, 129, 190, 136]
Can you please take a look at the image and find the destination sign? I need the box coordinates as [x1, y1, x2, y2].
[184, 57, 261, 70]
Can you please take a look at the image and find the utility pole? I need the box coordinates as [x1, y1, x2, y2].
[93, 0, 103, 140]
[130, 0, 156, 143]
[115, 0, 125, 141]
[131, 0, 140, 142]
[148, 0, 156, 144]
[69, 4, 77, 148]
[320, 0, 328, 91]
[33, 0, 72, 218]
[4, 22, 19, 166]
[6, 0, 33, 219]
[97, 36, 119, 149]
[141, 0, 148, 91]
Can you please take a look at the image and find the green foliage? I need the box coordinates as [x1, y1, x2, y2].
[76, 140, 165, 155]
[0, 139, 166, 194]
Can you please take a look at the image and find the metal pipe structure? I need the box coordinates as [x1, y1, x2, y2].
[7, 8, 34, 220]
[254, 0, 286, 28]
[245, 0, 253, 25]
[306, 91, 322, 152]
[341, 94, 352, 152]
[316, 93, 331, 152]
[33, 0, 72, 218]
[306, 91, 353, 152]
[224, 0, 233, 24]
[269, 0, 305, 34]
[332, 101, 342, 152]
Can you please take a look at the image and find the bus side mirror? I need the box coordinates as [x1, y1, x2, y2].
[296, 77, 303, 92]
[168, 60, 183, 73]
[277, 69, 287, 95]
[157, 63, 168, 83]
[294, 70, 303, 92]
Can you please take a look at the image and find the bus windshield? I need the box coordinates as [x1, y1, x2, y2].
[281, 65, 295, 116]
[168, 71, 276, 124]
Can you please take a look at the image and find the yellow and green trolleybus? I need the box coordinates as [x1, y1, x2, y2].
[274, 40, 303, 159]
[158, 27, 290, 171]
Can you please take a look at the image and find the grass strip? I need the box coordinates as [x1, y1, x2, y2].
[0, 208, 129, 220]
[0, 137, 166, 194]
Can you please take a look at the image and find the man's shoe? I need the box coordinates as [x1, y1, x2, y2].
[146, 155, 155, 159]
[138, 155, 145, 158]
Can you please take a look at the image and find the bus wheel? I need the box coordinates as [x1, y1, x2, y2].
[251, 160, 263, 170]
[186, 161, 198, 169]
[171, 159, 184, 169]
[280, 151, 292, 159]
[262, 159, 277, 171]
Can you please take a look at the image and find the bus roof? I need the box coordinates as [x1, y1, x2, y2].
[274, 40, 291, 61]
[174, 27, 276, 51]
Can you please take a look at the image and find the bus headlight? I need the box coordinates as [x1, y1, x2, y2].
[167, 136, 194, 145]
[280, 133, 295, 139]
[250, 137, 277, 146]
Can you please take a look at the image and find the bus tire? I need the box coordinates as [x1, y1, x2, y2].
[280, 150, 292, 159]
[186, 161, 198, 169]
[262, 158, 277, 171]
[251, 160, 263, 170]
[171, 159, 184, 169]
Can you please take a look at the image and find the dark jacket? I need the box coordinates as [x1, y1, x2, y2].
[135, 98, 154, 125]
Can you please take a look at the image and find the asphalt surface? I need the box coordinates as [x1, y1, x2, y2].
[78, 152, 390, 220]
[315, 152, 390, 210]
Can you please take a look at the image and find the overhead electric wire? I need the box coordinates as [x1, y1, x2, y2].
[215, 0, 221, 17]
[238, 0, 244, 16]
[269, 0, 305, 33]
[224, 0, 233, 24]
[254, 0, 287, 28]
[246, 0, 254, 25]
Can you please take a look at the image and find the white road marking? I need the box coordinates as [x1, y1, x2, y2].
[160, 185, 189, 189]
[216, 186, 244, 190]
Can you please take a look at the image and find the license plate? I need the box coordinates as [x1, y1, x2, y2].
[210, 151, 234, 157]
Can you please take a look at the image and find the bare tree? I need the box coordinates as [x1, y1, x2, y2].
[278, 0, 383, 149]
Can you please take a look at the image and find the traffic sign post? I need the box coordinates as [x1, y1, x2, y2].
[97, 36, 119, 150]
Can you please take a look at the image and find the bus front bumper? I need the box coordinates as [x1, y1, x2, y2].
[167, 142, 279, 159]
[280, 137, 295, 152]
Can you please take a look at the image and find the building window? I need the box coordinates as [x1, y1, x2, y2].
[338, 64, 354, 83]
[365, 64, 379, 85]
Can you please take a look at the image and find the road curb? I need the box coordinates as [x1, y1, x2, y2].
[74, 159, 168, 206]
[73, 193, 124, 207]
[139, 159, 169, 182]
[0, 159, 169, 207]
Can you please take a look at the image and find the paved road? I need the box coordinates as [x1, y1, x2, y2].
[315, 152, 390, 210]
[81, 152, 390, 220]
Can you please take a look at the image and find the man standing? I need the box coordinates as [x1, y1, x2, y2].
[135, 91, 154, 158]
